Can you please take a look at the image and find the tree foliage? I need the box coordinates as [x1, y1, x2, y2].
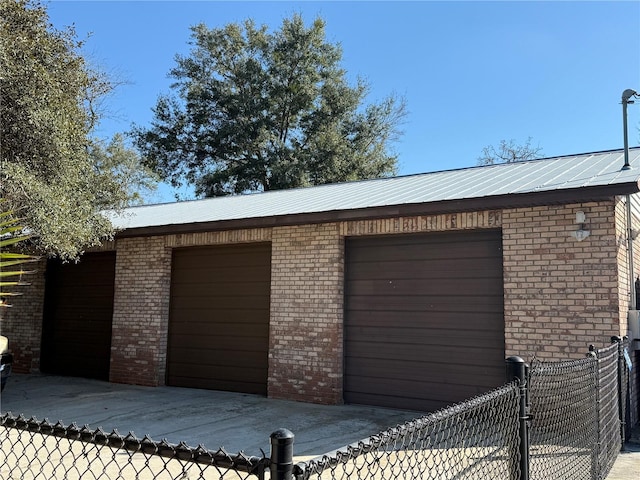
[0, 0, 155, 260]
[89, 134, 159, 206]
[134, 14, 406, 197]
[477, 137, 543, 165]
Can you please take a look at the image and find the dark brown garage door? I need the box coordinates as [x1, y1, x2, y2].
[344, 230, 504, 411]
[41, 252, 116, 380]
[167, 243, 271, 395]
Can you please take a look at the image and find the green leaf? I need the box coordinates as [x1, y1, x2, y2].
[0, 235, 31, 249]
[0, 270, 35, 278]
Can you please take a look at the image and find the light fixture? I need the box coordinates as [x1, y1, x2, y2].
[572, 230, 590, 242]
[571, 210, 590, 241]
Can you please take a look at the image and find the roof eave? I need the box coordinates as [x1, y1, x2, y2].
[114, 181, 640, 239]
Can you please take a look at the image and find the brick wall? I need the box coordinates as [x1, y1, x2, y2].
[502, 202, 620, 361]
[3, 200, 634, 408]
[615, 197, 632, 334]
[0, 258, 47, 373]
[110, 236, 171, 386]
[269, 223, 344, 404]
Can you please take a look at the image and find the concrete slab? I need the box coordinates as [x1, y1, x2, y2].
[605, 443, 640, 480]
[605, 428, 640, 480]
[0, 374, 421, 458]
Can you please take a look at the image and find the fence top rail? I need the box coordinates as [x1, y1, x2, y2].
[529, 355, 595, 375]
[0, 412, 268, 475]
[595, 342, 619, 360]
[294, 381, 520, 477]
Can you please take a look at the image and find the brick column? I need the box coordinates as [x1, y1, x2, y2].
[110, 237, 171, 386]
[269, 223, 344, 404]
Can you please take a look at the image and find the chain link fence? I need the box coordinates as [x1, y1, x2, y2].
[291, 338, 632, 480]
[528, 356, 598, 479]
[295, 383, 521, 480]
[0, 338, 634, 480]
[0, 414, 268, 480]
[594, 342, 624, 477]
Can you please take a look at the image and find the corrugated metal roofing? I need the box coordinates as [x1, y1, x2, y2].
[110, 148, 640, 230]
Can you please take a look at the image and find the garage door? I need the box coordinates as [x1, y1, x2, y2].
[167, 243, 271, 395]
[41, 252, 116, 380]
[344, 230, 504, 411]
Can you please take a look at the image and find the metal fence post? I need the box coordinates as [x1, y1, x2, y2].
[587, 345, 600, 480]
[611, 336, 626, 447]
[506, 356, 530, 480]
[270, 428, 294, 480]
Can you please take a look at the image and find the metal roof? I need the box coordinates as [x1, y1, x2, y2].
[110, 148, 640, 231]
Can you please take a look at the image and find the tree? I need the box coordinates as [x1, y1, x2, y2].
[477, 137, 543, 165]
[133, 14, 406, 197]
[89, 134, 159, 206]
[0, 0, 155, 260]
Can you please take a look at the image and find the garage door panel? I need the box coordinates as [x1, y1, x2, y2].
[171, 297, 270, 313]
[346, 327, 505, 349]
[168, 308, 269, 325]
[346, 341, 504, 364]
[172, 281, 270, 302]
[168, 243, 270, 395]
[170, 293, 271, 309]
[350, 357, 504, 380]
[346, 294, 504, 313]
[173, 250, 271, 269]
[169, 376, 265, 395]
[41, 252, 116, 380]
[347, 258, 502, 279]
[348, 238, 501, 263]
[56, 306, 112, 320]
[172, 346, 266, 368]
[346, 310, 502, 330]
[341, 392, 447, 412]
[345, 339, 504, 359]
[169, 320, 269, 336]
[53, 327, 113, 342]
[344, 361, 504, 388]
[171, 267, 271, 285]
[50, 354, 112, 379]
[346, 377, 494, 409]
[344, 230, 504, 411]
[346, 278, 504, 297]
[170, 364, 266, 383]
[169, 332, 269, 350]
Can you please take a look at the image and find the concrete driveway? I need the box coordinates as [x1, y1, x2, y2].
[0, 374, 420, 459]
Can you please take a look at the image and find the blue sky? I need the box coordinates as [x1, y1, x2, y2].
[46, 1, 640, 203]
